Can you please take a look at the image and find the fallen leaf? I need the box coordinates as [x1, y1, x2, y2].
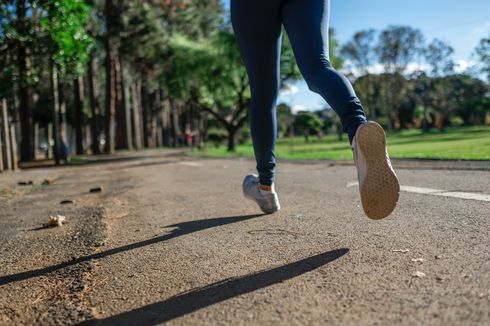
[46, 215, 66, 227]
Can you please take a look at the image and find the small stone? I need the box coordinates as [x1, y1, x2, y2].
[411, 258, 424, 263]
[42, 179, 53, 185]
[60, 200, 74, 204]
[90, 186, 103, 193]
[435, 276, 443, 282]
[435, 255, 442, 259]
[412, 271, 426, 278]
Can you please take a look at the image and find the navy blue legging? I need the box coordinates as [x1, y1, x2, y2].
[231, 0, 367, 186]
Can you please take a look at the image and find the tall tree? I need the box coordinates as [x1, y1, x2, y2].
[16, 0, 34, 161]
[377, 25, 424, 74]
[40, 0, 93, 162]
[474, 33, 490, 83]
[376, 25, 424, 130]
[103, 0, 117, 154]
[294, 111, 324, 142]
[425, 38, 454, 77]
[341, 29, 377, 75]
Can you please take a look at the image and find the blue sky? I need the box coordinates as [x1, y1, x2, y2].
[222, 0, 490, 111]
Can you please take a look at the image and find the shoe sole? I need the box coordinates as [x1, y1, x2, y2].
[356, 122, 400, 220]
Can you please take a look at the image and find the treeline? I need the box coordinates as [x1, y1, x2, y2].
[340, 27, 490, 132]
[274, 27, 490, 142]
[1, 1, 489, 163]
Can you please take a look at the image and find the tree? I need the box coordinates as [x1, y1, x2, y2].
[425, 38, 454, 77]
[352, 73, 384, 120]
[166, 30, 301, 151]
[276, 103, 294, 138]
[448, 74, 489, 126]
[341, 29, 377, 75]
[376, 25, 424, 130]
[294, 111, 324, 142]
[475, 33, 490, 83]
[377, 25, 424, 74]
[40, 0, 93, 162]
[1, 0, 37, 161]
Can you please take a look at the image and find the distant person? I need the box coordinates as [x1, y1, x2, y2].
[232, 0, 400, 219]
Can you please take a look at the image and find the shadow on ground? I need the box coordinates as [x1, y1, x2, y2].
[77, 248, 349, 326]
[0, 214, 263, 286]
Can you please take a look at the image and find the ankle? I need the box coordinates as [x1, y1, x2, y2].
[259, 184, 272, 191]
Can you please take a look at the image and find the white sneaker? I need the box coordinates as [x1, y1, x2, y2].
[242, 174, 281, 214]
[352, 121, 400, 219]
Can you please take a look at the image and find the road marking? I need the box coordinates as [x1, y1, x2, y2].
[347, 182, 490, 202]
[178, 161, 202, 167]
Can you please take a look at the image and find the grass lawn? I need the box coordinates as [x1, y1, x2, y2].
[191, 126, 490, 161]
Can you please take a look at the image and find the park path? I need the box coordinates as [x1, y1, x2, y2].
[1, 150, 489, 325]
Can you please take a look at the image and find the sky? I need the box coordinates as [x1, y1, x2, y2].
[221, 0, 490, 111]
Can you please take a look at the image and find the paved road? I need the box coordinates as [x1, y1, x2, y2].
[1, 151, 489, 325]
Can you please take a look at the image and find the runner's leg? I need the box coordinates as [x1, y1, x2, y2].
[231, 0, 282, 186]
[281, 0, 367, 142]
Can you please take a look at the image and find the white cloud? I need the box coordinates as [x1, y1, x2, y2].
[454, 59, 477, 73]
[406, 62, 430, 74]
[279, 84, 299, 96]
[292, 104, 308, 113]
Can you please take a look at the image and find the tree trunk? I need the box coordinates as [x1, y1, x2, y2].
[104, 0, 116, 154]
[141, 80, 150, 148]
[50, 62, 61, 165]
[170, 99, 181, 147]
[114, 54, 127, 150]
[131, 82, 143, 150]
[121, 62, 133, 150]
[227, 127, 237, 152]
[1, 99, 12, 170]
[17, 0, 34, 162]
[9, 124, 18, 170]
[104, 49, 116, 154]
[88, 53, 101, 154]
[162, 98, 171, 147]
[73, 76, 84, 155]
[58, 80, 69, 159]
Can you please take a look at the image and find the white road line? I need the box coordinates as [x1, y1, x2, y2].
[347, 182, 490, 202]
[178, 161, 202, 167]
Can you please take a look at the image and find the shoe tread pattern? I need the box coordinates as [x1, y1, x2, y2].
[357, 122, 400, 219]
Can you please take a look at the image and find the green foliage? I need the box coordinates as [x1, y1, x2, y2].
[377, 25, 424, 73]
[341, 29, 377, 73]
[475, 32, 490, 83]
[425, 38, 454, 76]
[39, 0, 94, 76]
[294, 111, 324, 141]
[277, 103, 294, 137]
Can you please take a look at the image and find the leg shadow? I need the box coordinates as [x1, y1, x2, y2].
[78, 248, 349, 326]
[0, 214, 263, 286]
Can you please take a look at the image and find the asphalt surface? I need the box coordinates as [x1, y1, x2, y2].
[0, 150, 489, 325]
